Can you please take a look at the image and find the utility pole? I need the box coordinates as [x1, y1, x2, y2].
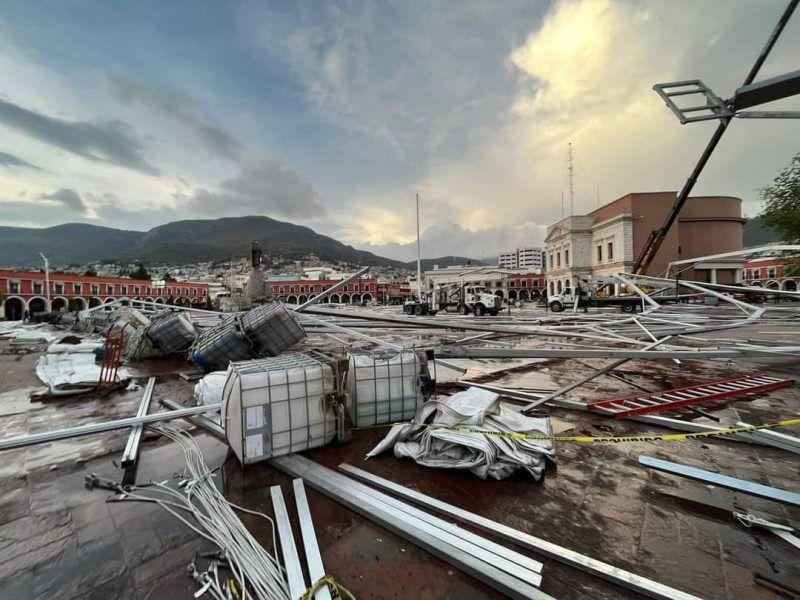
[567, 142, 575, 216]
[39, 253, 50, 310]
[415, 193, 422, 300]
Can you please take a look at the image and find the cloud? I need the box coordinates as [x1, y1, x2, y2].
[103, 73, 242, 158]
[362, 219, 545, 262]
[0, 150, 43, 171]
[37, 188, 87, 213]
[176, 159, 325, 219]
[0, 97, 161, 175]
[1, 188, 90, 226]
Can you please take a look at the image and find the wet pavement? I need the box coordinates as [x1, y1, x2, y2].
[0, 316, 799, 599]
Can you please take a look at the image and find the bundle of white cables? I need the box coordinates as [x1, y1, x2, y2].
[113, 425, 291, 600]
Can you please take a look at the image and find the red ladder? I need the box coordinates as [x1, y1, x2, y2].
[587, 374, 794, 419]
[98, 329, 125, 393]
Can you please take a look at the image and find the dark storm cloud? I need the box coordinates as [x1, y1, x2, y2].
[176, 159, 325, 218]
[0, 97, 160, 175]
[104, 73, 242, 158]
[37, 188, 87, 213]
[0, 150, 43, 171]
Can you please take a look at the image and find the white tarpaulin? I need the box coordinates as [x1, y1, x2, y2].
[0, 321, 58, 343]
[367, 387, 555, 480]
[35, 345, 129, 396]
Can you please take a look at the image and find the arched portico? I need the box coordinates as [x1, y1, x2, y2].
[3, 296, 25, 320]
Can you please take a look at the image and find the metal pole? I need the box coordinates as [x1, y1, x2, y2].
[416, 192, 422, 301]
[120, 376, 155, 468]
[39, 253, 50, 310]
[294, 266, 369, 312]
[519, 336, 673, 413]
[0, 404, 221, 451]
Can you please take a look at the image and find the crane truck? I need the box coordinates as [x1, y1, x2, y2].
[404, 282, 501, 316]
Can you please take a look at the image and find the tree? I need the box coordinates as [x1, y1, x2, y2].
[163, 273, 177, 282]
[83, 267, 97, 276]
[130, 262, 151, 280]
[760, 152, 800, 243]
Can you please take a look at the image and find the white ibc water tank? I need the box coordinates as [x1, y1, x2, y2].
[221, 353, 336, 464]
[346, 350, 424, 427]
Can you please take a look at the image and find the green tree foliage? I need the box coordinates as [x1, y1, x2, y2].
[83, 267, 98, 276]
[760, 152, 800, 243]
[130, 262, 151, 280]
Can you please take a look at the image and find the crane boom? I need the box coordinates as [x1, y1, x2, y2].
[633, 0, 798, 275]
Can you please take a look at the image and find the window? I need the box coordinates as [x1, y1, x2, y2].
[556, 252, 561, 268]
[768, 267, 776, 279]
[607, 242, 614, 261]
[564, 249, 569, 266]
[106, 284, 114, 295]
[533, 279, 539, 287]
[549, 254, 553, 269]
[74, 283, 83, 295]
[8, 280, 20, 294]
[597, 246, 603, 262]
[91, 284, 99, 295]
[34, 281, 43, 294]
[134, 286, 140, 295]
[521, 279, 527, 287]
[54, 282, 64, 294]
[121, 285, 128, 295]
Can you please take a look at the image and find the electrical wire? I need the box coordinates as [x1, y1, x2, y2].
[111, 426, 291, 599]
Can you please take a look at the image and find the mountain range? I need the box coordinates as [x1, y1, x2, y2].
[0, 216, 487, 270]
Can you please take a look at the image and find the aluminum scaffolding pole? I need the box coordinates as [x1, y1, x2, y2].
[0, 404, 222, 451]
[120, 377, 155, 469]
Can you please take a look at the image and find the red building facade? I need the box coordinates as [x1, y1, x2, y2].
[268, 278, 378, 305]
[0, 269, 210, 320]
[506, 273, 546, 301]
[742, 257, 799, 291]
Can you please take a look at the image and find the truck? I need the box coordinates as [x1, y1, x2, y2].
[547, 278, 642, 313]
[404, 282, 502, 316]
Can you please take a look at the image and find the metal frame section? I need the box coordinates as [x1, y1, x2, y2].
[0, 403, 222, 452]
[639, 456, 800, 508]
[293, 266, 370, 312]
[666, 244, 800, 269]
[158, 397, 226, 441]
[292, 479, 332, 600]
[270, 485, 306, 599]
[652, 80, 733, 124]
[337, 464, 701, 600]
[271, 454, 551, 600]
[120, 377, 156, 469]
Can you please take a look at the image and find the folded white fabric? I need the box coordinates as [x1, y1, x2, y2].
[367, 387, 555, 480]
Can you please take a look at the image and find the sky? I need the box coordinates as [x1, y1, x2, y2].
[0, 0, 798, 261]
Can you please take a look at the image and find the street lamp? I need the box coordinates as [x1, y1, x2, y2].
[38, 253, 50, 310]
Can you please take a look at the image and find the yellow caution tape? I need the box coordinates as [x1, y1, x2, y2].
[417, 417, 800, 444]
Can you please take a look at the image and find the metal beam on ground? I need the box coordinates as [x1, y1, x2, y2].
[0, 404, 222, 452]
[120, 377, 155, 469]
[271, 454, 551, 600]
[270, 485, 306, 599]
[292, 479, 332, 600]
[338, 464, 701, 600]
[158, 397, 226, 441]
[639, 455, 800, 507]
[437, 346, 777, 360]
